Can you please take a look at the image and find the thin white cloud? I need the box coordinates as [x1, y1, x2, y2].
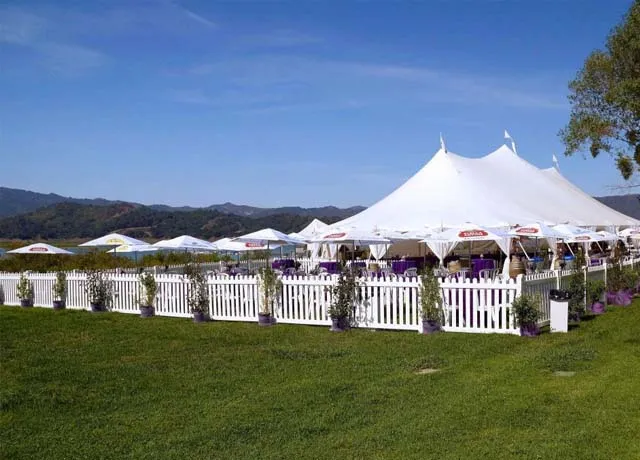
[177, 55, 566, 111]
[182, 8, 217, 28]
[0, 6, 108, 76]
[237, 29, 322, 48]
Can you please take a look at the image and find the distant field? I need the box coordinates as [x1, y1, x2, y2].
[3, 305, 640, 459]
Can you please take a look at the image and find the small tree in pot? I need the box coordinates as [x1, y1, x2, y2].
[185, 264, 209, 322]
[85, 270, 113, 312]
[52, 271, 67, 309]
[512, 294, 541, 337]
[419, 269, 444, 334]
[256, 266, 282, 326]
[16, 272, 34, 308]
[138, 272, 158, 318]
[328, 267, 360, 332]
[587, 279, 605, 314]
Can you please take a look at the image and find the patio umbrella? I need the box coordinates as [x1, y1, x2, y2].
[421, 223, 511, 275]
[154, 235, 217, 252]
[233, 228, 305, 268]
[618, 227, 640, 238]
[8, 243, 74, 255]
[79, 233, 147, 248]
[508, 222, 566, 263]
[310, 228, 391, 267]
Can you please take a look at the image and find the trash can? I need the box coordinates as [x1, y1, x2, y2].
[549, 289, 571, 333]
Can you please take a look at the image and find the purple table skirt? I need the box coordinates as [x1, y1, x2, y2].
[391, 260, 417, 274]
[471, 259, 495, 277]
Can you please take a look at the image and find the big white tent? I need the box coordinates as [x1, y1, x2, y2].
[333, 144, 639, 232]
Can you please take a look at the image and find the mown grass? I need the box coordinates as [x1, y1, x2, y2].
[2, 305, 640, 459]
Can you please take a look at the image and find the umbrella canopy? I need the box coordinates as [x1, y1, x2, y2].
[618, 227, 640, 238]
[552, 224, 604, 243]
[508, 222, 566, 239]
[79, 233, 147, 247]
[310, 228, 391, 245]
[8, 243, 74, 255]
[233, 228, 305, 246]
[422, 224, 509, 244]
[107, 244, 159, 253]
[214, 237, 281, 252]
[596, 230, 623, 242]
[154, 235, 217, 251]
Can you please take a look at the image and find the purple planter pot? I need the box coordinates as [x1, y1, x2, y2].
[52, 300, 66, 310]
[192, 311, 208, 323]
[90, 303, 106, 312]
[330, 317, 350, 332]
[258, 312, 275, 327]
[519, 323, 540, 337]
[590, 302, 605, 315]
[606, 291, 617, 305]
[140, 306, 155, 318]
[421, 319, 441, 335]
[20, 299, 33, 308]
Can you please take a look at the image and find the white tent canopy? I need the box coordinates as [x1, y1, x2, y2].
[8, 243, 74, 255]
[298, 218, 330, 239]
[331, 144, 639, 233]
[79, 233, 147, 247]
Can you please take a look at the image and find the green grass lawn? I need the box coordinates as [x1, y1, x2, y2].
[2, 306, 640, 460]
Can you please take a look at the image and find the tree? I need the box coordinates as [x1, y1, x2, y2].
[560, 1, 640, 181]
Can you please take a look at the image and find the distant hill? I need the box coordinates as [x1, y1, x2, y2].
[0, 202, 348, 240]
[595, 194, 640, 220]
[0, 186, 365, 219]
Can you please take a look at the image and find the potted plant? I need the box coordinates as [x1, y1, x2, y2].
[185, 264, 209, 322]
[256, 266, 282, 326]
[511, 294, 541, 337]
[16, 272, 34, 308]
[587, 279, 605, 314]
[138, 272, 157, 318]
[605, 257, 634, 306]
[52, 271, 67, 309]
[419, 269, 444, 334]
[566, 271, 586, 322]
[84, 270, 113, 312]
[328, 267, 360, 332]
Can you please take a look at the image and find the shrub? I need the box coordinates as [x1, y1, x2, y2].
[184, 263, 209, 314]
[52, 271, 67, 301]
[257, 266, 282, 316]
[328, 267, 361, 321]
[512, 294, 541, 327]
[138, 272, 158, 307]
[16, 272, 34, 301]
[419, 269, 444, 323]
[84, 270, 113, 307]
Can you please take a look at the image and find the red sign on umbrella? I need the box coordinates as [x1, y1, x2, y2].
[324, 233, 346, 239]
[515, 227, 539, 234]
[458, 230, 488, 238]
[29, 247, 48, 252]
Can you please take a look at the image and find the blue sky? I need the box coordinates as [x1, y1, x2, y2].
[0, 0, 634, 208]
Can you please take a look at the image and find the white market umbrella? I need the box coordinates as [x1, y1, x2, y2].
[215, 237, 281, 252]
[552, 224, 605, 258]
[107, 244, 159, 253]
[421, 223, 511, 273]
[233, 228, 305, 266]
[234, 228, 305, 246]
[79, 233, 147, 247]
[618, 227, 640, 238]
[310, 228, 391, 264]
[155, 235, 217, 252]
[508, 222, 566, 262]
[8, 243, 74, 255]
[596, 230, 623, 242]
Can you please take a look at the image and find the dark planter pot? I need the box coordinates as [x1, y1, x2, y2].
[20, 299, 33, 308]
[53, 300, 66, 310]
[606, 291, 617, 305]
[590, 302, 605, 315]
[421, 319, 441, 334]
[140, 305, 155, 318]
[519, 323, 540, 337]
[258, 312, 275, 327]
[90, 303, 106, 312]
[192, 311, 208, 323]
[330, 316, 350, 332]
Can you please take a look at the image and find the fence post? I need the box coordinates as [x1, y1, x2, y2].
[555, 269, 560, 290]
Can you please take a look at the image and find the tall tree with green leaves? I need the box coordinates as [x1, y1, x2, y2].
[560, 1, 640, 180]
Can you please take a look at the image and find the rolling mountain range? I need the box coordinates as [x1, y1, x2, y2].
[0, 186, 639, 240]
[0, 187, 365, 219]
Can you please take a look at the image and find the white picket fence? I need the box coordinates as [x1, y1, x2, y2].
[0, 272, 521, 334]
[521, 256, 638, 324]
